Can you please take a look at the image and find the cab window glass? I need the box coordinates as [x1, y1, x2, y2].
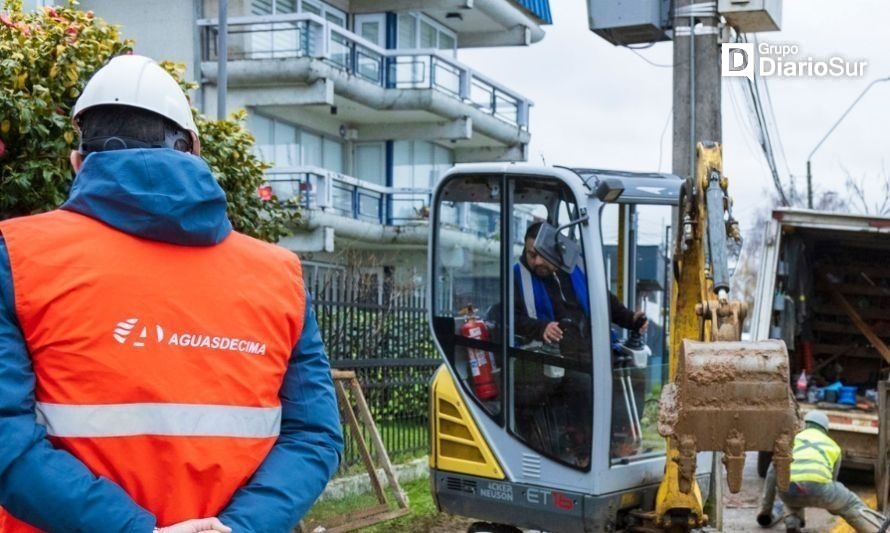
[508, 177, 592, 469]
[601, 203, 671, 464]
[432, 176, 503, 420]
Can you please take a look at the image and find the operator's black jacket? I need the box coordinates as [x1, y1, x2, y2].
[513, 254, 637, 343]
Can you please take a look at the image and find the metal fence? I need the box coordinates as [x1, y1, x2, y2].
[307, 269, 439, 472]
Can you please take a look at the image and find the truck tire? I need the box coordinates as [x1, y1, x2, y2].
[758, 451, 773, 478]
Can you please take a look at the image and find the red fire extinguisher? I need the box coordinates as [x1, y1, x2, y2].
[460, 308, 498, 400]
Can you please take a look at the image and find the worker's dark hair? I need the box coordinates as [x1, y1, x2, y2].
[525, 221, 544, 241]
[77, 104, 193, 155]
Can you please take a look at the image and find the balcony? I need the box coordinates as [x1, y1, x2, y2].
[197, 13, 531, 160]
[263, 167, 532, 253]
[263, 166, 432, 227]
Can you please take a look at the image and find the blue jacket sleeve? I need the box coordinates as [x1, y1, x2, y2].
[0, 237, 156, 532]
[219, 291, 343, 532]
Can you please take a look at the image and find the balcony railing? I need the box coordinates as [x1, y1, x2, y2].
[197, 13, 530, 128]
[263, 166, 432, 226]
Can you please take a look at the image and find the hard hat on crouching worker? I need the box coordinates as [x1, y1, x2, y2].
[72, 54, 200, 155]
[790, 410, 840, 484]
[804, 410, 830, 432]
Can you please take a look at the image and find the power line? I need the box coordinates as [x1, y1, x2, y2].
[624, 46, 673, 68]
[657, 108, 672, 171]
[739, 33, 790, 206]
[753, 35, 795, 195]
[727, 77, 766, 166]
[760, 68, 794, 181]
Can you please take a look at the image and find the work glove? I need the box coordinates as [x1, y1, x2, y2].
[154, 517, 232, 533]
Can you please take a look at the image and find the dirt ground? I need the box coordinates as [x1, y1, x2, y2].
[722, 452, 876, 533]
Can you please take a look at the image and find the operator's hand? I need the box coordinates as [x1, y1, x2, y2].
[543, 321, 563, 344]
[155, 518, 232, 533]
[633, 311, 649, 334]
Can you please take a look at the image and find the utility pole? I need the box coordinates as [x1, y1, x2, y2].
[671, 0, 724, 527]
[672, 0, 722, 182]
[217, 0, 228, 120]
[671, 0, 694, 183]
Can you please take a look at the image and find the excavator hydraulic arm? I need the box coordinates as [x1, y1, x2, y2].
[654, 142, 800, 530]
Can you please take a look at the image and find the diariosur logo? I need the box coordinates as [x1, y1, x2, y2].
[722, 42, 867, 80]
[112, 317, 267, 355]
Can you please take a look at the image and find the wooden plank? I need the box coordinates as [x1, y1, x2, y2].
[818, 265, 890, 276]
[325, 508, 410, 533]
[824, 276, 890, 364]
[813, 305, 889, 321]
[317, 503, 390, 528]
[348, 377, 410, 510]
[815, 264, 890, 279]
[334, 380, 388, 504]
[332, 369, 356, 380]
[813, 321, 890, 337]
[812, 344, 879, 359]
[816, 281, 890, 298]
[878, 381, 890, 514]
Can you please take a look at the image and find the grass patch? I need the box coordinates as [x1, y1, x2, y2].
[304, 475, 457, 532]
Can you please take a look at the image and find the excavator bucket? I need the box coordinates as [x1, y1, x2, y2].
[659, 339, 800, 494]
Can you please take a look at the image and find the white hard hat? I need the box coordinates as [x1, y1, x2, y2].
[72, 54, 198, 136]
[804, 410, 830, 431]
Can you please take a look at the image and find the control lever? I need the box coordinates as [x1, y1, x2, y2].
[617, 330, 651, 369]
[613, 327, 650, 446]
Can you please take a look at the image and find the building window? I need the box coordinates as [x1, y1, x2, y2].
[248, 113, 343, 173]
[392, 140, 453, 221]
[355, 142, 386, 187]
[397, 13, 417, 48]
[299, 0, 346, 27]
[395, 12, 457, 55]
[393, 140, 453, 190]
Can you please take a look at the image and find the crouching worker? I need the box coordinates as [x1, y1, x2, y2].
[757, 410, 885, 532]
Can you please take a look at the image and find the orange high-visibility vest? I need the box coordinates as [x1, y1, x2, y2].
[0, 209, 305, 530]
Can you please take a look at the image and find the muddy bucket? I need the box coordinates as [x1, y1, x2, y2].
[659, 339, 800, 493]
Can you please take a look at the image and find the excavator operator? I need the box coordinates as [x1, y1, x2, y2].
[511, 221, 648, 467]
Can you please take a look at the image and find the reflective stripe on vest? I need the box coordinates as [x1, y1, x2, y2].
[789, 427, 841, 484]
[515, 262, 541, 319]
[36, 402, 282, 438]
[514, 263, 589, 322]
[0, 210, 305, 528]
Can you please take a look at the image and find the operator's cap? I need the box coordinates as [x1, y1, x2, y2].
[72, 54, 197, 137]
[804, 410, 830, 431]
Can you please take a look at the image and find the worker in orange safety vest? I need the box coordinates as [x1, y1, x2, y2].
[0, 55, 343, 532]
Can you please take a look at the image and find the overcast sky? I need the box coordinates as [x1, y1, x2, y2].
[460, 0, 890, 239]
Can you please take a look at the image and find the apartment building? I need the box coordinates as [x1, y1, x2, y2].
[27, 0, 551, 291]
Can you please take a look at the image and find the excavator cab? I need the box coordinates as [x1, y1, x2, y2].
[427, 147, 798, 533]
[427, 165, 713, 531]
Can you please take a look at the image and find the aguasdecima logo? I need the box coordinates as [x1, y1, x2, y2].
[111, 317, 267, 355]
[113, 318, 164, 347]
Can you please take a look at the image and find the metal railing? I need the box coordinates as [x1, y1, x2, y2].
[263, 166, 432, 225]
[306, 270, 438, 470]
[197, 13, 530, 128]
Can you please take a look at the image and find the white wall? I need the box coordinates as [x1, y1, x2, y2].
[79, 0, 198, 86]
